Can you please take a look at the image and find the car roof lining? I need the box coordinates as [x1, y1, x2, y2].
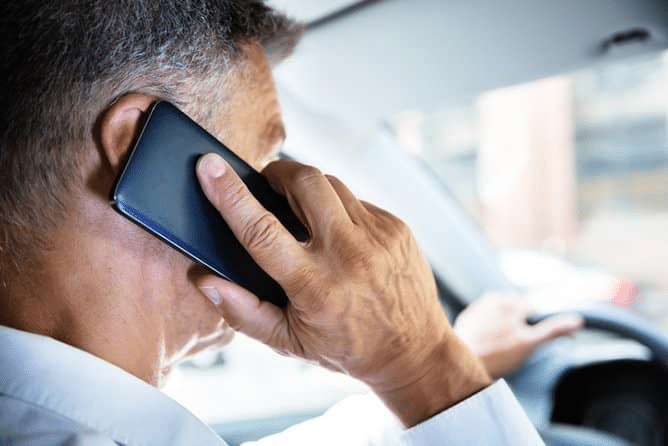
[305, 0, 386, 32]
[274, 1, 668, 128]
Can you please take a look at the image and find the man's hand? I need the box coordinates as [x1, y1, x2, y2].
[195, 153, 490, 427]
[454, 293, 584, 379]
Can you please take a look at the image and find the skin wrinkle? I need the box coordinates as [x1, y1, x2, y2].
[263, 120, 286, 156]
[304, 247, 398, 376]
[378, 343, 445, 396]
[240, 212, 284, 254]
[335, 219, 419, 376]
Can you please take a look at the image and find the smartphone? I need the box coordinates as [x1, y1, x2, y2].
[111, 100, 308, 308]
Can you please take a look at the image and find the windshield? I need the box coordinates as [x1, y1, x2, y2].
[384, 50, 668, 330]
[164, 45, 668, 445]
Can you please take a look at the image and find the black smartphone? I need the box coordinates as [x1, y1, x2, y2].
[111, 100, 308, 308]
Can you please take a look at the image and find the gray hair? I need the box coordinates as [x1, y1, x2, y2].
[0, 0, 302, 263]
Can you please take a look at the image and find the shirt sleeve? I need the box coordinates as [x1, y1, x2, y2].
[243, 393, 404, 446]
[402, 380, 545, 446]
[247, 380, 543, 446]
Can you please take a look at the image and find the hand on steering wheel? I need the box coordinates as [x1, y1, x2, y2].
[454, 293, 584, 378]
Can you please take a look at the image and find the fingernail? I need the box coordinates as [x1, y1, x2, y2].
[200, 153, 226, 178]
[200, 286, 222, 306]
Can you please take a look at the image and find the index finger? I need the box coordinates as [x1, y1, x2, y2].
[196, 153, 309, 289]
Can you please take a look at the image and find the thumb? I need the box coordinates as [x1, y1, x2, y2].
[526, 313, 584, 348]
[198, 276, 288, 347]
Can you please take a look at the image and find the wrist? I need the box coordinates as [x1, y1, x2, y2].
[370, 333, 491, 427]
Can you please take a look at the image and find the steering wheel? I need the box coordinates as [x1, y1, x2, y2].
[527, 304, 668, 446]
[529, 304, 668, 370]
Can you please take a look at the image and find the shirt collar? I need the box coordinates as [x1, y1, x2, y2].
[0, 325, 224, 446]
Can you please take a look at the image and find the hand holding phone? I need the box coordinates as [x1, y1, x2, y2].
[112, 101, 308, 308]
[195, 147, 490, 428]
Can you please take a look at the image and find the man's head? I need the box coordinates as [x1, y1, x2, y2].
[0, 0, 300, 263]
[0, 0, 301, 383]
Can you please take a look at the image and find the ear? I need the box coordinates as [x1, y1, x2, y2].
[98, 93, 156, 175]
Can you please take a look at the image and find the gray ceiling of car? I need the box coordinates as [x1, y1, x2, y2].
[272, 0, 668, 127]
[267, 0, 357, 23]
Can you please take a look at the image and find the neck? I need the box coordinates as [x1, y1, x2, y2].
[0, 192, 226, 386]
[0, 235, 168, 385]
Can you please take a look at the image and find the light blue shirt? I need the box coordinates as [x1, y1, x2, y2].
[0, 325, 544, 445]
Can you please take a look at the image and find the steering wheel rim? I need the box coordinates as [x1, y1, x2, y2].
[528, 304, 668, 370]
[525, 304, 668, 446]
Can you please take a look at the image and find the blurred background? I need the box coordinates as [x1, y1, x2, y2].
[384, 49, 668, 330]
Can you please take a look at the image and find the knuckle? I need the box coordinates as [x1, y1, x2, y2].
[389, 214, 411, 237]
[379, 214, 413, 251]
[290, 165, 323, 187]
[372, 206, 410, 235]
[240, 212, 282, 251]
[324, 173, 343, 186]
[217, 177, 248, 209]
[295, 165, 323, 179]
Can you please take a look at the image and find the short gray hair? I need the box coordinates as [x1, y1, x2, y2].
[0, 0, 302, 263]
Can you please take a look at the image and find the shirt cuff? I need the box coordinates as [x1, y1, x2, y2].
[401, 380, 545, 446]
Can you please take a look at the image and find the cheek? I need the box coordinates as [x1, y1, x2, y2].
[218, 90, 284, 170]
[221, 121, 266, 170]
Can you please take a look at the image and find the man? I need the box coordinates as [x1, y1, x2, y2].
[0, 1, 571, 444]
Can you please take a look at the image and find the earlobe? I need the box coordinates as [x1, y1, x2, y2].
[98, 93, 156, 175]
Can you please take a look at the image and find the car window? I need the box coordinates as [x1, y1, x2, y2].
[165, 44, 668, 446]
[384, 50, 668, 330]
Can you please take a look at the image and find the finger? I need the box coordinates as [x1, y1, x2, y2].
[198, 275, 289, 349]
[196, 153, 308, 287]
[325, 174, 369, 224]
[482, 292, 535, 318]
[526, 313, 584, 348]
[263, 160, 354, 236]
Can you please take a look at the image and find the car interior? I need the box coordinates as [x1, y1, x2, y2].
[162, 1, 668, 445]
